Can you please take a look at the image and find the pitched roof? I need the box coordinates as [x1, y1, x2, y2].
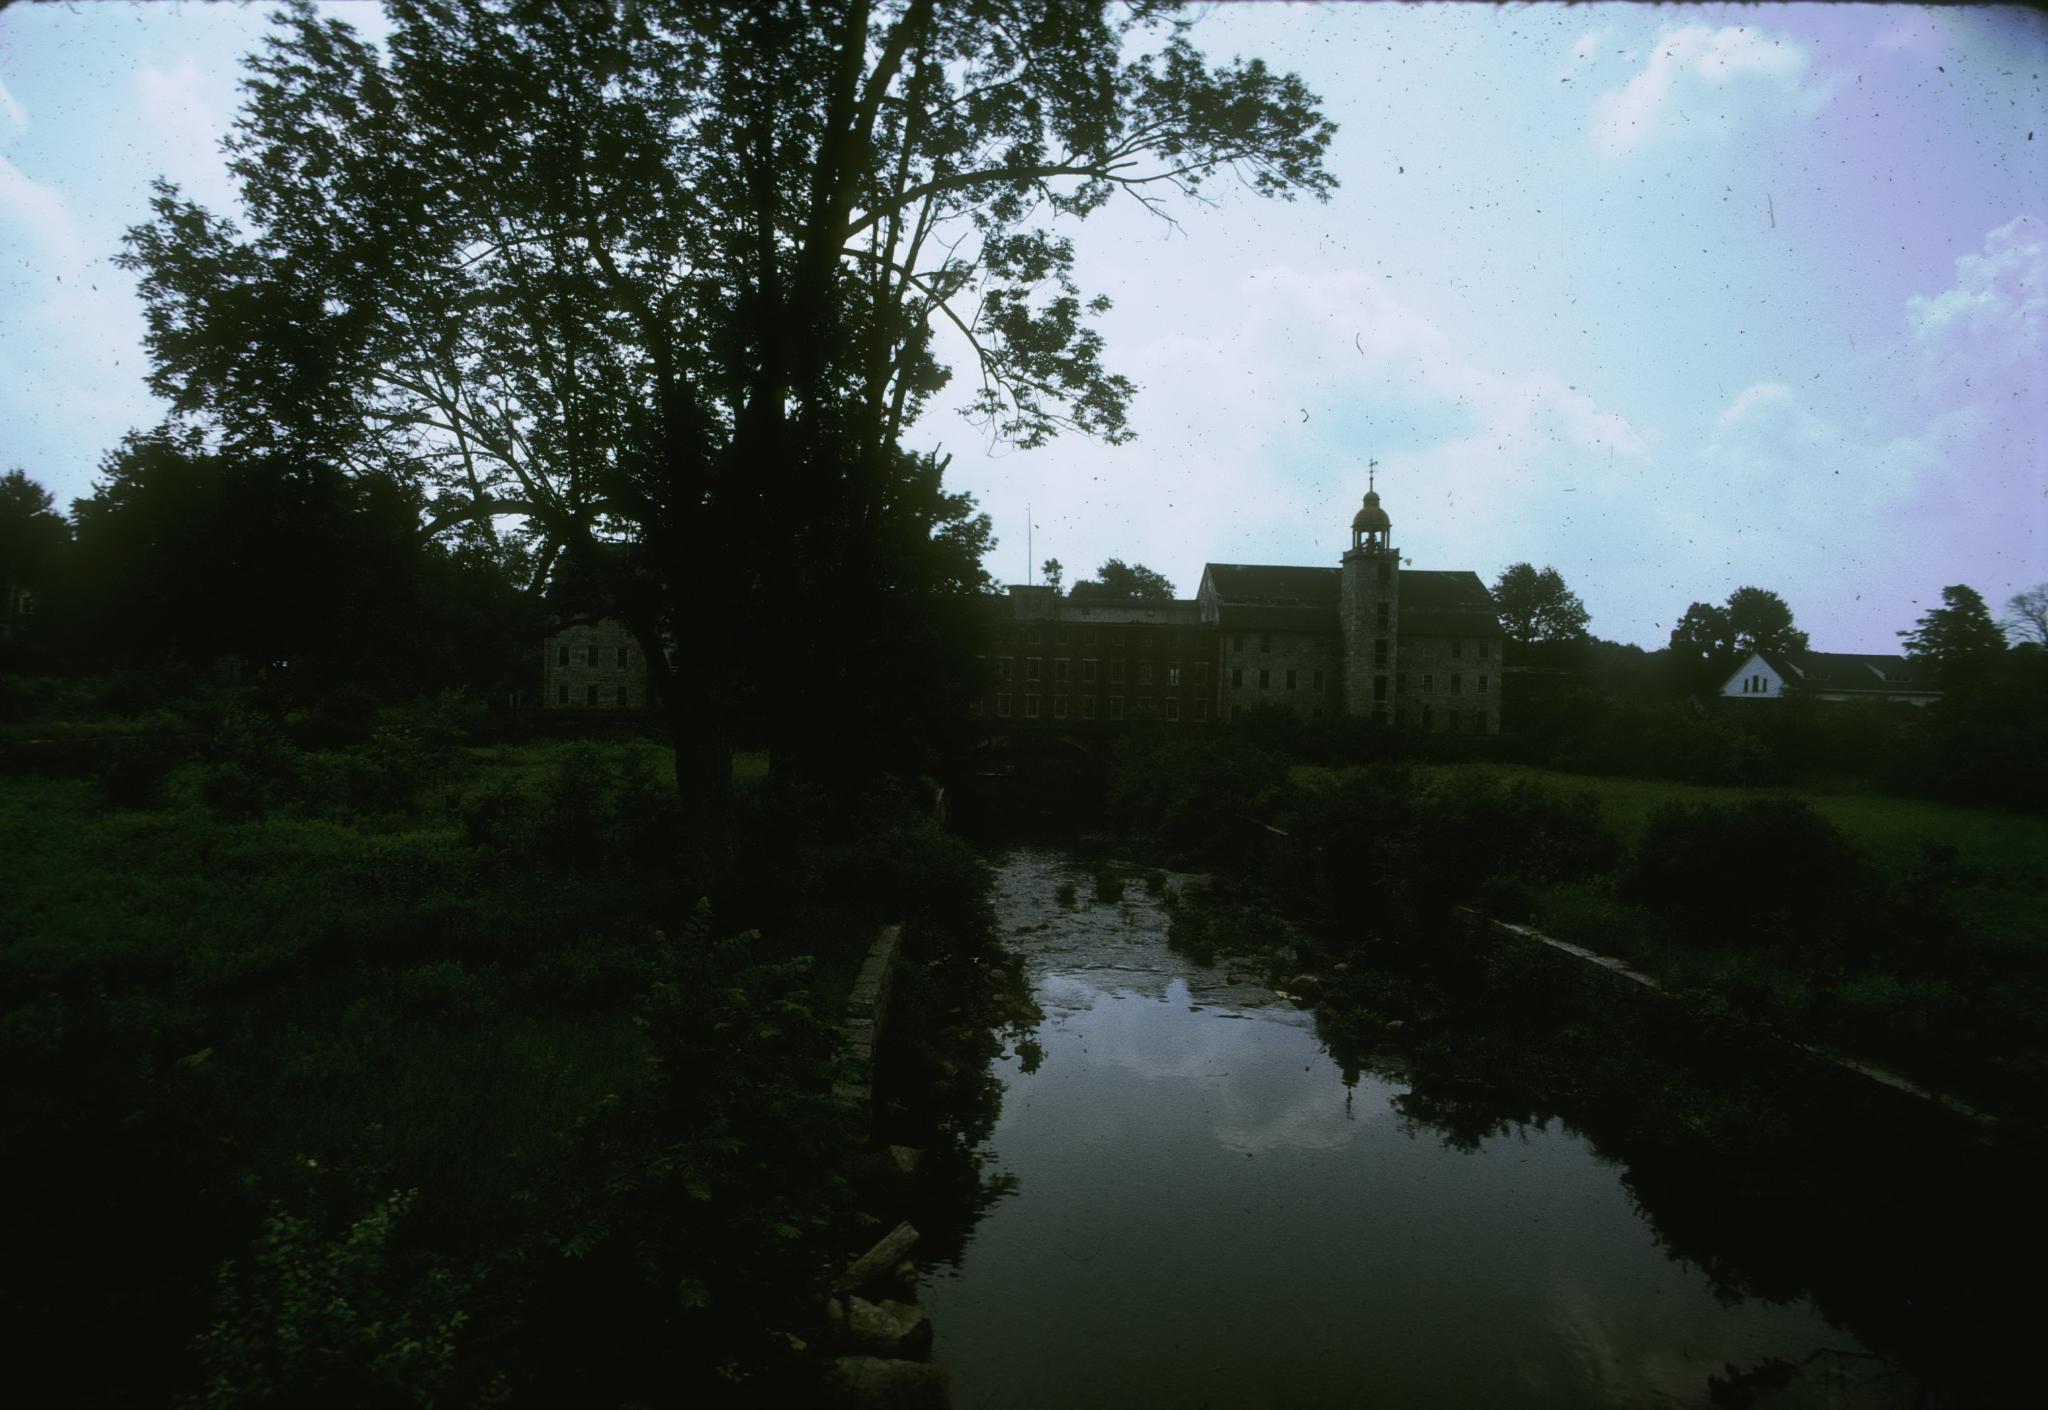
[1398, 570, 1503, 638]
[1766, 650, 1937, 694]
[1202, 563, 1341, 606]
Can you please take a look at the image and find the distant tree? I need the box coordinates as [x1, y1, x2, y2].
[1490, 563, 1590, 644]
[0, 469, 70, 596]
[1070, 558, 1175, 602]
[2003, 583, 2048, 645]
[1901, 584, 2007, 686]
[1666, 601, 1736, 692]
[1041, 558, 1064, 594]
[1724, 586, 1809, 656]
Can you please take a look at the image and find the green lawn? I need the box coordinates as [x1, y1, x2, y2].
[1418, 762, 2048, 957]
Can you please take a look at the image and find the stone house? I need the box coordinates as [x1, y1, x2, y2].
[542, 618, 653, 710]
[976, 483, 1506, 732]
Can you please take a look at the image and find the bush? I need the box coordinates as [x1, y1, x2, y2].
[1620, 799, 1875, 958]
[99, 737, 182, 809]
[190, 1191, 472, 1410]
[1091, 868, 1125, 903]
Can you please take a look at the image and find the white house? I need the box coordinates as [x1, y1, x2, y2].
[1721, 650, 1941, 706]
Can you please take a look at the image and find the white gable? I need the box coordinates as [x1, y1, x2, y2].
[1720, 651, 1791, 699]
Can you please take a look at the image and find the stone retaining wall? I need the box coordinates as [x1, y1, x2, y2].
[836, 923, 903, 1120]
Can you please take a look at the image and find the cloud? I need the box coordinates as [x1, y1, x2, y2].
[1905, 213, 2047, 400]
[1589, 25, 1825, 157]
[136, 54, 241, 215]
[0, 76, 26, 137]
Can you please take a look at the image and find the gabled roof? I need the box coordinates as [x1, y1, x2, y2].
[1765, 650, 1936, 694]
[1202, 563, 1341, 606]
[1399, 570, 1503, 638]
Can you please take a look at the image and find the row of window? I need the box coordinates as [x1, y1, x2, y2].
[554, 644, 638, 669]
[1739, 674, 1772, 693]
[993, 658, 1209, 686]
[1230, 667, 1328, 691]
[980, 694, 1212, 722]
[555, 684, 635, 707]
[1221, 630, 1493, 660]
[1020, 626, 1196, 649]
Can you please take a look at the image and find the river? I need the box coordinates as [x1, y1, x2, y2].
[917, 849, 1903, 1410]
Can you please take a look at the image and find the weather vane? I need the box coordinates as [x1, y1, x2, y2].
[1367, 457, 1378, 493]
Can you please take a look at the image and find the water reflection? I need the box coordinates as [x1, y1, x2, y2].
[921, 849, 1916, 1410]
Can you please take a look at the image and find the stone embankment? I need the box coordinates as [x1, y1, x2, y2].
[1453, 907, 1994, 1125]
[826, 928, 952, 1408]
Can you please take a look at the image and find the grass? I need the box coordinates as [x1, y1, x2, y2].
[1415, 761, 2048, 956]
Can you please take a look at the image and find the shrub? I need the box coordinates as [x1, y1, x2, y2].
[1054, 880, 1078, 908]
[99, 737, 181, 809]
[1620, 799, 1875, 958]
[191, 1191, 471, 1410]
[1091, 868, 1125, 903]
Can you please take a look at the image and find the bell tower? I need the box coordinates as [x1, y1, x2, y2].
[1339, 462, 1397, 721]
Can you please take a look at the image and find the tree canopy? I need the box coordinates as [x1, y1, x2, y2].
[2003, 583, 2048, 646]
[122, 0, 1335, 821]
[1901, 584, 2007, 685]
[1069, 557, 1175, 602]
[1665, 586, 1807, 693]
[1490, 563, 1589, 644]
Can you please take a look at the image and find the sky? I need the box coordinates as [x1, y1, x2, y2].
[1, 2, 2044, 651]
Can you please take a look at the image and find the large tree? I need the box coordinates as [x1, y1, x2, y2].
[1901, 584, 2007, 686]
[1665, 586, 1806, 694]
[2003, 583, 2048, 646]
[122, 0, 1334, 853]
[1069, 557, 1175, 601]
[1489, 562, 1589, 644]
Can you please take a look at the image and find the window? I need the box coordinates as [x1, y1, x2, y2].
[1479, 640, 1490, 659]
[1138, 661, 1153, 685]
[1313, 669, 1325, 691]
[1396, 673, 1406, 694]
[1422, 704, 1435, 729]
[1373, 637, 1389, 666]
[1233, 633, 1244, 652]
[1083, 658, 1098, 682]
[1055, 659, 1070, 682]
[996, 694, 1011, 717]
[1081, 697, 1097, 719]
[1112, 661, 1126, 683]
[1167, 665, 1182, 687]
[1258, 669, 1271, 689]
[617, 686, 630, 707]
[1479, 675, 1489, 695]
[556, 684, 569, 705]
[1165, 699, 1180, 721]
[1026, 658, 1041, 682]
[585, 684, 599, 705]
[1025, 695, 1040, 718]
[1447, 709, 1461, 731]
[1054, 697, 1068, 719]
[1423, 673, 1435, 693]
[1231, 704, 1242, 721]
[1259, 632, 1272, 653]
[1109, 696, 1125, 720]
[1452, 640, 1463, 659]
[1375, 602, 1390, 630]
[1029, 628, 1041, 645]
[587, 646, 600, 667]
[1372, 708, 1388, 726]
[998, 658, 1013, 682]
[616, 646, 629, 668]
[1285, 669, 1297, 690]
[1194, 662, 1210, 685]
[1231, 667, 1244, 688]
[1057, 628, 1068, 645]
[1376, 561, 1391, 588]
[1374, 676, 1388, 702]
[1194, 700, 1210, 721]
[1452, 674, 1463, 695]
[557, 645, 569, 667]
[969, 697, 982, 715]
